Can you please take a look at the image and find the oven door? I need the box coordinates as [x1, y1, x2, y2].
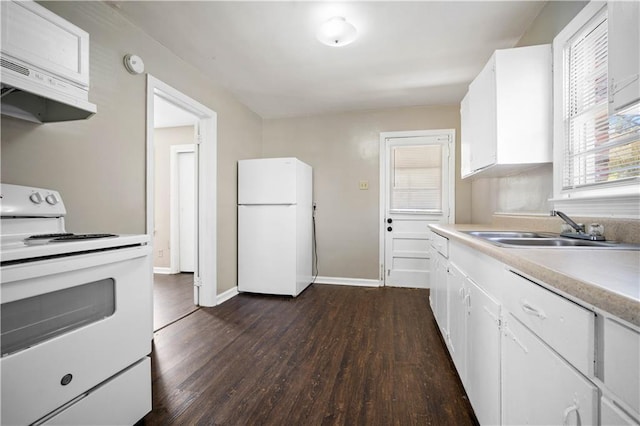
[0, 245, 152, 425]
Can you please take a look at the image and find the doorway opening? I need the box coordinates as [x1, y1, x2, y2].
[146, 75, 218, 331]
[379, 130, 455, 289]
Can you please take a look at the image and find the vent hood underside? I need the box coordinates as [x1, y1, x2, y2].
[1, 84, 96, 123]
[0, 60, 96, 124]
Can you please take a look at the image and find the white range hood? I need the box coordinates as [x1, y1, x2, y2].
[0, 0, 96, 123]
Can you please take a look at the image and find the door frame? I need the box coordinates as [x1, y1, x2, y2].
[378, 129, 456, 284]
[146, 75, 218, 306]
[169, 144, 196, 274]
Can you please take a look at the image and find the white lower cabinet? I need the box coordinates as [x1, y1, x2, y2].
[429, 233, 640, 425]
[502, 314, 598, 425]
[437, 261, 502, 426]
[601, 397, 639, 426]
[602, 318, 640, 416]
[430, 235, 450, 343]
[447, 264, 467, 376]
[466, 278, 501, 426]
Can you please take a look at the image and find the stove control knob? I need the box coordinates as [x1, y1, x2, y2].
[45, 194, 59, 205]
[29, 192, 43, 204]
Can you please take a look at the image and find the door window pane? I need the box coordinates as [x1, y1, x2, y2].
[390, 145, 442, 211]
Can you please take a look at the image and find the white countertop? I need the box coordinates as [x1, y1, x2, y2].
[430, 224, 640, 327]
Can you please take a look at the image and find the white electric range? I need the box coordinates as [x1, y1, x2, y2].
[0, 183, 153, 425]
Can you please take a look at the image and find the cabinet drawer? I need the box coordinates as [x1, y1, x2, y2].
[503, 270, 595, 376]
[603, 318, 640, 415]
[601, 396, 639, 426]
[502, 314, 598, 426]
[431, 232, 448, 258]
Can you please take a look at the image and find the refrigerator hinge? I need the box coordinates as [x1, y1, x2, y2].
[194, 276, 202, 287]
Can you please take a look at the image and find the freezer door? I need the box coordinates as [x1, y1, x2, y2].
[238, 158, 297, 205]
[238, 205, 297, 295]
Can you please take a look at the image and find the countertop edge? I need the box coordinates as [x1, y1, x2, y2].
[429, 224, 640, 328]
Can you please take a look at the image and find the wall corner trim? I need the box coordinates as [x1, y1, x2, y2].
[153, 267, 172, 275]
[314, 276, 382, 287]
[217, 286, 239, 305]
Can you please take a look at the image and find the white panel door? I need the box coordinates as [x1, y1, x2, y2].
[178, 151, 195, 272]
[238, 205, 297, 295]
[383, 133, 453, 288]
[238, 158, 297, 205]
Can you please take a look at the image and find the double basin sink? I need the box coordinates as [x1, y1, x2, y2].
[464, 231, 640, 250]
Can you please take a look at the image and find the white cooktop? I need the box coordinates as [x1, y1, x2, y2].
[1, 234, 150, 264]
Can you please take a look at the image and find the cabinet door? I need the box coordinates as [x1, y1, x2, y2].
[466, 279, 501, 426]
[601, 397, 639, 426]
[502, 314, 598, 426]
[468, 56, 497, 172]
[603, 318, 640, 415]
[460, 92, 472, 178]
[431, 253, 449, 340]
[608, 0, 640, 113]
[447, 264, 467, 380]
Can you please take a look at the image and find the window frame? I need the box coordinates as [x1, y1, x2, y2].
[552, 1, 640, 218]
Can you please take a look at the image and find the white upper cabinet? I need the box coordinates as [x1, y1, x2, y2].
[608, 0, 640, 113]
[461, 44, 553, 179]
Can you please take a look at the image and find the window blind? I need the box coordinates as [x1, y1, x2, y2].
[390, 145, 442, 211]
[563, 10, 640, 190]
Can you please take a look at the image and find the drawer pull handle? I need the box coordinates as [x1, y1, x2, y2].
[562, 401, 580, 426]
[521, 301, 547, 319]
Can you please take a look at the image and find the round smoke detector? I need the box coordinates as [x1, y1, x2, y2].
[123, 54, 145, 75]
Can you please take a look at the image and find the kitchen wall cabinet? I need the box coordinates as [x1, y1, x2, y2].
[460, 93, 472, 178]
[429, 230, 640, 425]
[608, 0, 640, 114]
[460, 44, 552, 179]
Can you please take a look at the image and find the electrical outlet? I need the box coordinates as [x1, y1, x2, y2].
[359, 180, 369, 190]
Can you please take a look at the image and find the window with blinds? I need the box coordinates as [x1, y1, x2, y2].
[390, 145, 442, 212]
[563, 9, 640, 191]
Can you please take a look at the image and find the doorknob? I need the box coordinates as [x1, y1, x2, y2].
[387, 218, 393, 224]
[387, 226, 393, 232]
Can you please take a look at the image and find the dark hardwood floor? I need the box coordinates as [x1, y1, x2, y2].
[153, 273, 199, 331]
[141, 284, 477, 425]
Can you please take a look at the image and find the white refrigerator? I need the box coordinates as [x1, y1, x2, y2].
[238, 157, 313, 296]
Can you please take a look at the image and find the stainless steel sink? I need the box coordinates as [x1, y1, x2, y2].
[463, 231, 640, 250]
[464, 231, 554, 239]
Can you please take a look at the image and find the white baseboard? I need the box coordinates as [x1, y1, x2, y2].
[314, 276, 382, 287]
[153, 267, 172, 275]
[217, 286, 239, 305]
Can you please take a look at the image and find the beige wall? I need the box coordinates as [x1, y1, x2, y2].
[469, 1, 588, 224]
[0, 2, 262, 293]
[153, 126, 194, 269]
[263, 105, 470, 280]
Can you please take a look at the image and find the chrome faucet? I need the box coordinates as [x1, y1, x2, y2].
[550, 210, 605, 241]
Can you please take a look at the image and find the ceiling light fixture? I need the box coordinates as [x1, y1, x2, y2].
[317, 16, 357, 47]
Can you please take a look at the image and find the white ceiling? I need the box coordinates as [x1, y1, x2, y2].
[110, 1, 546, 119]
